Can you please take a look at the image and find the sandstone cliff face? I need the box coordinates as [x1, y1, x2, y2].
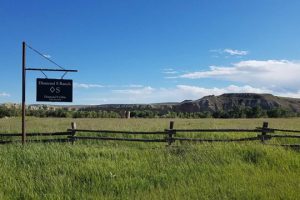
[174, 93, 300, 113]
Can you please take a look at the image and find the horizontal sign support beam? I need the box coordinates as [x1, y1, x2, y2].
[26, 68, 78, 72]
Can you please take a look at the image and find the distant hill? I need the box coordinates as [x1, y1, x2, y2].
[2, 93, 300, 115]
[174, 93, 300, 113]
[78, 93, 300, 113]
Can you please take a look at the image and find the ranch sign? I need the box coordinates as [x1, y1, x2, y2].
[36, 78, 73, 102]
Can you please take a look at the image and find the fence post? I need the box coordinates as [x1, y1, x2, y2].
[167, 121, 175, 146]
[71, 122, 77, 144]
[261, 122, 268, 143]
[126, 111, 131, 119]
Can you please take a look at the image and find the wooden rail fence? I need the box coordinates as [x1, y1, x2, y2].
[0, 121, 299, 148]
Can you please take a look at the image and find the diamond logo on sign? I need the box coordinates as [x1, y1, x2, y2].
[36, 78, 73, 102]
[50, 87, 55, 93]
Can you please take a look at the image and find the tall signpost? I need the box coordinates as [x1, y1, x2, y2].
[22, 42, 26, 144]
[21, 41, 78, 145]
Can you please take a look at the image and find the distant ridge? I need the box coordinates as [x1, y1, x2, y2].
[174, 93, 300, 113]
[87, 93, 300, 113]
[2, 93, 300, 114]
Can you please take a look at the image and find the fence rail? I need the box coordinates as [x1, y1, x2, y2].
[0, 131, 73, 144]
[264, 128, 300, 133]
[173, 136, 261, 142]
[69, 136, 166, 143]
[0, 132, 73, 137]
[0, 138, 71, 144]
[68, 129, 166, 135]
[167, 129, 269, 133]
[0, 121, 299, 148]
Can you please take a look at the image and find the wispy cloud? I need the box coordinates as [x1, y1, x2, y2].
[74, 83, 145, 89]
[112, 86, 154, 95]
[43, 54, 51, 58]
[180, 59, 300, 91]
[149, 85, 272, 103]
[210, 48, 249, 57]
[163, 68, 179, 74]
[74, 83, 105, 89]
[76, 83, 300, 104]
[223, 48, 248, 56]
[126, 84, 144, 88]
[175, 85, 271, 99]
[0, 92, 10, 97]
[175, 85, 300, 99]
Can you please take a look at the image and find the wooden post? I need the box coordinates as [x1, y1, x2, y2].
[167, 121, 175, 145]
[261, 122, 268, 143]
[71, 122, 77, 144]
[22, 41, 26, 145]
[126, 111, 131, 119]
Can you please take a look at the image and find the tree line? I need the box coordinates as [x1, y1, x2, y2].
[0, 105, 299, 119]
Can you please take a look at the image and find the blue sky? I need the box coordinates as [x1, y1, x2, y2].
[1, 0, 300, 104]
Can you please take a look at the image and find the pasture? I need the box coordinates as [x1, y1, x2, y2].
[0, 117, 299, 199]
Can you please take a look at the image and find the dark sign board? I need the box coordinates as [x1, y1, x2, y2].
[36, 78, 73, 102]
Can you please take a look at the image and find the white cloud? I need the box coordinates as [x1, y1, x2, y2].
[126, 84, 144, 88]
[164, 71, 178, 74]
[210, 48, 249, 56]
[74, 83, 147, 89]
[180, 59, 300, 91]
[0, 92, 10, 97]
[224, 48, 248, 56]
[163, 68, 175, 71]
[175, 85, 271, 100]
[43, 54, 51, 58]
[74, 83, 300, 104]
[112, 86, 154, 95]
[163, 68, 178, 74]
[152, 85, 271, 102]
[276, 91, 300, 98]
[74, 83, 105, 89]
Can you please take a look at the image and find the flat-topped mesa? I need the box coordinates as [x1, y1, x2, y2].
[219, 93, 274, 99]
[174, 93, 300, 113]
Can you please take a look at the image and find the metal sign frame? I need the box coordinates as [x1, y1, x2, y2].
[22, 41, 78, 144]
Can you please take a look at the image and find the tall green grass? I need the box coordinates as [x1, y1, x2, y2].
[0, 117, 299, 199]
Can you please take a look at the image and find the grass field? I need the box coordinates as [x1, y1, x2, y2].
[0, 117, 299, 199]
